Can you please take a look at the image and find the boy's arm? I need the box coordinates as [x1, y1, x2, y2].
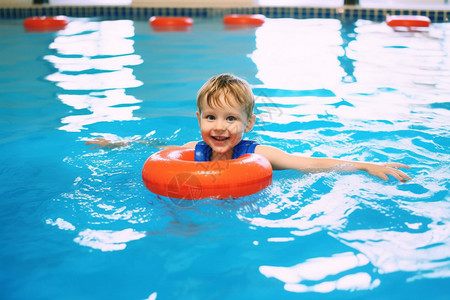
[85, 137, 128, 150]
[255, 145, 411, 182]
[85, 137, 198, 150]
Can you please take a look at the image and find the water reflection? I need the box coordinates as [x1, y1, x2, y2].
[46, 218, 146, 252]
[43, 19, 143, 132]
[50, 19, 136, 56]
[347, 20, 450, 93]
[44, 53, 143, 72]
[250, 18, 345, 90]
[260, 252, 380, 293]
[58, 89, 141, 132]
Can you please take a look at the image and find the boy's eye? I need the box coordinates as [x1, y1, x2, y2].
[206, 115, 215, 120]
[226, 116, 237, 121]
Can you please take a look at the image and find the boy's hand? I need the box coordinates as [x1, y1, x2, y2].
[366, 163, 411, 182]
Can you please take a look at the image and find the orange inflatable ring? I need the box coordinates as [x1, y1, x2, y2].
[223, 14, 265, 26]
[23, 16, 69, 30]
[149, 16, 193, 27]
[142, 148, 273, 200]
[386, 15, 431, 28]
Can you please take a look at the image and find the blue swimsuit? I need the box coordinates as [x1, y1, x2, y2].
[195, 140, 259, 161]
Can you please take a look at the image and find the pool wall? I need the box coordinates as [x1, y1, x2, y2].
[0, 4, 449, 22]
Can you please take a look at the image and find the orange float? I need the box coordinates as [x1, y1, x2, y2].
[223, 14, 266, 26]
[149, 16, 193, 28]
[142, 148, 273, 200]
[386, 15, 431, 28]
[23, 16, 69, 31]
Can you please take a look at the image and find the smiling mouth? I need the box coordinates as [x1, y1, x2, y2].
[212, 136, 229, 142]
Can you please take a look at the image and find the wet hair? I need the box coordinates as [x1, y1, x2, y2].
[196, 74, 255, 118]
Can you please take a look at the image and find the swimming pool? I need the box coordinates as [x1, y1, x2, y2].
[0, 15, 449, 299]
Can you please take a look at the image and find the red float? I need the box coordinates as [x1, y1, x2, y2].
[142, 148, 273, 200]
[386, 15, 431, 28]
[223, 14, 266, 26]
[23, 16, 69, 31]
[149, 16, 193, 29]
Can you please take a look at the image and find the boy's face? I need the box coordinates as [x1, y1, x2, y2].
[197, 94, 255, 160]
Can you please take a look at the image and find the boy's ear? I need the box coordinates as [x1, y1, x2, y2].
[244, 114, 256, 133]
[196, 111, 201, 127]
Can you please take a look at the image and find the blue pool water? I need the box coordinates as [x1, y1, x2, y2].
[0, 16, 449, 300]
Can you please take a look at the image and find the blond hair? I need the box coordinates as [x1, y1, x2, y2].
[196, 74, 255, 118]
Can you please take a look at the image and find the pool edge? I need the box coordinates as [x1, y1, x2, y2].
[0, 5, 449, 23]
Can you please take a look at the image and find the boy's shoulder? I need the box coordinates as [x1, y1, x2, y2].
[183, 141, 199, 149]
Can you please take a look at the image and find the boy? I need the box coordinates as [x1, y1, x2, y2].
[87, 74, 410, 182]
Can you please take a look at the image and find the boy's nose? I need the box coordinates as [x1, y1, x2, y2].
[214, 119, 227, 131]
